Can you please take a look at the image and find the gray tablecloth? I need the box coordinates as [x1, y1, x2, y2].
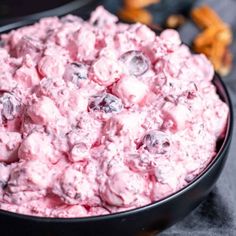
[160, 0, 236, 235]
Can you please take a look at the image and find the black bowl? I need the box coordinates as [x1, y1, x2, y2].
[0, 0, 100, 27]
[0, 17, 234, 236]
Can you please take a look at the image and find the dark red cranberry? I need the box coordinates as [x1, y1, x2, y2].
[15, 36, 42, 57]
[142, 130, 171, 154]
[64, 62, 88, 86]
[0, 92, 21, 121]
[88, 93, 123, 113]
[0, 39, 5, 47]
[120, 50, 150, 76]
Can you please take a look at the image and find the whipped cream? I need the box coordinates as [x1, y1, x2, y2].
[0, 6, 228, 217]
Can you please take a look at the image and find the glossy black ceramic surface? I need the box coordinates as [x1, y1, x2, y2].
[0, 0, 98, 27]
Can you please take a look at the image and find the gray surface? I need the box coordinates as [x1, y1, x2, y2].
[160, 0, 236, 235]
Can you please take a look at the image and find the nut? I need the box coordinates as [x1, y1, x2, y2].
[191, 5, 233, 76]
[124, 0, 159, 9]
[118, 7, 153, 24]
[166, 14, 186, 29]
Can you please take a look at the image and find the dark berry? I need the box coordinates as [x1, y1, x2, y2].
[92, 19, 98, 26]
[142, 130, 171, 154]
[0, 40, 5, 47]
[184, 173, 197, 183]
[15, 36, 42, 57]
[88, 93, 123, 113]
[64, 62, 88, 85]
[0, 180, 7, 189]
[187, 83, 198, 99]
[120, 50, 150, 76]
[0, 92, 21, 121]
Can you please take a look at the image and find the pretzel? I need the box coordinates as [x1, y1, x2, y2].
[191, 5, 233, 76]
[118, 7, 153, 24]
[191, 5, 223, 29]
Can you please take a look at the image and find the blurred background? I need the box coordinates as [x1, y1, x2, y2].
[0, 0, 235, 77]
[0, 0, 235, 235]
[0, 0, 193, 25]
[0, 0, 72, 19]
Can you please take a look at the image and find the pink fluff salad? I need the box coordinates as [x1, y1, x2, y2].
[0, 6, 229, 218]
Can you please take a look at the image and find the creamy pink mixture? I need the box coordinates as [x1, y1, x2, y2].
[0, 6, 229, 217]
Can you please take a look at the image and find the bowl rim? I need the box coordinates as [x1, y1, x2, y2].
[0, 0, 96, 32]
[0, 18, 234, 222]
